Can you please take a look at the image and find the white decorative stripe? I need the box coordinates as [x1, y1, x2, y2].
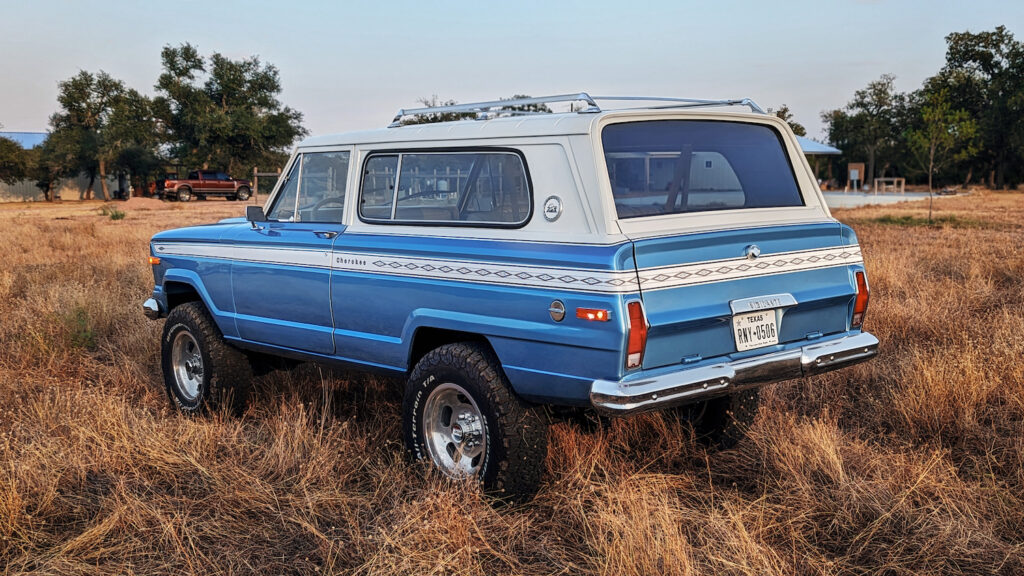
[330, 251, 636, 293]
[152, 243, 861, 294]
[636, 246, 863, 290]
[155, 243, 333, 268]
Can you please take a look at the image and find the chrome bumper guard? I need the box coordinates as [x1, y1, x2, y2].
[143, 298, 161, 320]
[590, 332, 878, 415]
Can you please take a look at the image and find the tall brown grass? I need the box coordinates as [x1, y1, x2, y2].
[1, 193, 1022, 575]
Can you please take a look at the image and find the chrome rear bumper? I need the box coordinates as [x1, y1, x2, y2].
[590, 332, 878, 415]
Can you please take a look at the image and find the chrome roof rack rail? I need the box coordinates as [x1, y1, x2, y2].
[387, 93, 765, 127]
[590, 96, 766, 114]
[388, 93, 601, 127]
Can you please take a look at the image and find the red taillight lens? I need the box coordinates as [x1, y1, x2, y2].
[626, 301, 647, 369]
[852, 271, 870, 328]
[576, 307, 610, 322]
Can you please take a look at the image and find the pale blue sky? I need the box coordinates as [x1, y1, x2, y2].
[0, 0, 1019, 140]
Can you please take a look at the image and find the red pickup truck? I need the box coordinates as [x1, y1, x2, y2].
[158, 170, 252, 202]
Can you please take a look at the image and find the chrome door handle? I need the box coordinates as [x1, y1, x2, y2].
[313, 230, 338, 239]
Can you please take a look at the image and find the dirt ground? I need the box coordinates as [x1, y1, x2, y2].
[1, 192, 1022, 574]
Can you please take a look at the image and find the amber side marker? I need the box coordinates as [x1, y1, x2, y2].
[148, 256, 161, 266]
[576, 308, 610, 322]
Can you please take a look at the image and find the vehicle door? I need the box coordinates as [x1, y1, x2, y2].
[216, 172, 234, 195]
[230, 150, 351, 354]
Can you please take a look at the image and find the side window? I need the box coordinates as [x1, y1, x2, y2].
[267, 160, 300, 221]
[266, 152, 351, 223]
[359, 155, 398, 220]
[296, 152, 350, 223]
[360, 151, 531, 226]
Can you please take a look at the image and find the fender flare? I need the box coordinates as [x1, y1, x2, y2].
[162, 269, 239, 338]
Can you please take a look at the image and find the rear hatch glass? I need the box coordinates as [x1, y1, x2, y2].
[602, 120, 803, 219]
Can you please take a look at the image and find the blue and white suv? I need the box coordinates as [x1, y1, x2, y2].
[143, 94, 878, 501]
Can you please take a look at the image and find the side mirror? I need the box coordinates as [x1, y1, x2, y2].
[246, 205, 267, 223]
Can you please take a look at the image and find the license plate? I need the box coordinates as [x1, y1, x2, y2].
[732, 310, 779, 351]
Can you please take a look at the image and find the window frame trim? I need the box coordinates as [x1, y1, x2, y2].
[356, 146, 534, 229]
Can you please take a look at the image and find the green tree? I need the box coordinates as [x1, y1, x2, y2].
[769, 104, 807, 136]
[402, 94, 553, 125]
[822, 74, 904, 187]
[105, 88, 161, 196]
[49, 70, 126, 200]
[942, 26, 1024, 188]
[905, 88, 978, 191]
[501, 94, 553, 115]
[401, 95, 477, 125]
[0, 134, 27, 185]
[154, 43, 306, 176]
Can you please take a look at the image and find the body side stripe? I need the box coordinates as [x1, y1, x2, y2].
[152, 242, 861, 294]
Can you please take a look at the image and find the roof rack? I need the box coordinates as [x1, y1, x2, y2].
[388, 92, 765, 127]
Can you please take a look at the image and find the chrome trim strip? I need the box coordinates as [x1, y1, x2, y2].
[590, 331, 879, 415]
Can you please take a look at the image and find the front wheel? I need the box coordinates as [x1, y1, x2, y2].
[160, 302, 252, 413]
[403, 342, 548, 503]
[235, 187, 251, 201]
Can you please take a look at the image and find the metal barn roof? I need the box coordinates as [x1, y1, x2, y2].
[0, 132, 47, 149]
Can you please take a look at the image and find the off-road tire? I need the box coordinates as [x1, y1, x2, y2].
[235, 187, 251, 201]
[403, 342, 548, 503]
[160, 302, 252, 414]
[177, 187, 192, 202]
[687, 388, 760, 449]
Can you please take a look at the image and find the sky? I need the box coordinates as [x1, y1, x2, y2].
[0, 0, 1020, 141]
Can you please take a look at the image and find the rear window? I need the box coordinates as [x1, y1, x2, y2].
[602, 121, 803, 218]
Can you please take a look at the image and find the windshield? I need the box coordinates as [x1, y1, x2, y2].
[602, 120, 803, 219]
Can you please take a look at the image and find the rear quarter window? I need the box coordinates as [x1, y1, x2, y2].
[358, 150, 532, 227]
[602, 120, 803, 218]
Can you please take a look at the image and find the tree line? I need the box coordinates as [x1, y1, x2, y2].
[0, 43, 305, 200]
[822, 26, 1023, 190]
[3, 27, 1021, 199]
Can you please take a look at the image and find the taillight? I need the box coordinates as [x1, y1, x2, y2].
[626, 300, 648, 369]
[852, 271, 870, 328]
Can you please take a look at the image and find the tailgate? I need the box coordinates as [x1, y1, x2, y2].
[631, 222, 861, 370]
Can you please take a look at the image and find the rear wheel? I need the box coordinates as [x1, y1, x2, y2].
[683, 388, 760, 448]
[403, 342, 548, 503]
[161, 302, 252, 413]
[177, 187, 192, 202]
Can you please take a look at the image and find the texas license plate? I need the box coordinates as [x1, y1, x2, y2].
[732, 310, 779, 351]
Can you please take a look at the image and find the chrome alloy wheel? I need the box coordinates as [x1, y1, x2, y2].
[422, 383, 487, 478]
[171, 331, 204, 400]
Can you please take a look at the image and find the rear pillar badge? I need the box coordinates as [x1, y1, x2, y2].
[744, 244, 761, 260]
[543, 196, 562, 222]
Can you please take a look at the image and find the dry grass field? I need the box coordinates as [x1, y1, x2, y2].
[1, 192, 1022, 575]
